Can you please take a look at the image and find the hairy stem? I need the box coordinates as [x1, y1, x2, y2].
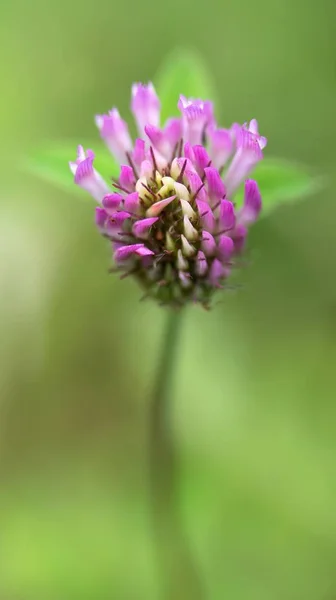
[150, 309, 204, 600]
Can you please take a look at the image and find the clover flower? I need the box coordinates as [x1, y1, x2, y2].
[70, 83, 266, 307]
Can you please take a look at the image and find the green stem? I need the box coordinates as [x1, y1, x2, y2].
[150, 309, 204, 600]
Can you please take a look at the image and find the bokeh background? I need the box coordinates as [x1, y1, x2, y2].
[1, 0, 336, 598]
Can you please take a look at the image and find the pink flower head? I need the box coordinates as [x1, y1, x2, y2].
[70, 83, 266, 308]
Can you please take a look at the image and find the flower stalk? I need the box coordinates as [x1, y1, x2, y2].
[150, 309, 205, 599]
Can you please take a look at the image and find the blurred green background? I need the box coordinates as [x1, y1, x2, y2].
[1, 0, 336, 598]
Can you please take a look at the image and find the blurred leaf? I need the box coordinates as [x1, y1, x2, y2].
[25, 141, 118, 195]
[252, 158, 322, 216]
[155, 48, 218, 123]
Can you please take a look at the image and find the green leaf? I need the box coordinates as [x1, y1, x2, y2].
[25, 141, 118, 195]
[255, 158, 321, 208]
[236, 158, 322, 216]
[155, 48, 218, 123]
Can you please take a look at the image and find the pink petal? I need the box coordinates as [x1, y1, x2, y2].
[193, 145, 211, 174]
[204, 167, 226, 205]
[132, 139, 146, 169]
[132, 217, 159, 239]
[135, 246, 155, 257]
[178, 96, 210, 146]
[114, 243, 147, 262]
[195, 250, 208, 276]
[196, 199, 216, 233]
[170, 157, 196, 180]
[184, 169, 207, 202]
[70, 146, 110, 203]
[102, 193, 123, 215]
[231, 224, 248, 254]
[95, 207, 108, 232]
[224, 128, 264, 195]
[209, 258, 230, 286]
[146, 195, 176, 217]
[201, 231, 216, 256]
[124, 192, 141, 215]
[219, 200, 235, 231]
[217, 235, 234, 261]
[206, 126, 233, 171]
[95, 108, 132, 164]
[105, 211, 131, 236]
[239, 179, 262, 225]
[131, 82, 160, 135]
[119, 165, 136, 192]
[163, 118, 182, 149]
